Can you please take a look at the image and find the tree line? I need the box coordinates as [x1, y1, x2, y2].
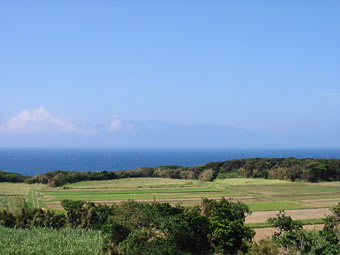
[1, 158, 340, 187]
[0, 170, 29, 183]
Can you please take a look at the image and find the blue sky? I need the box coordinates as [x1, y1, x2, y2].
[0, 1, 339, 148]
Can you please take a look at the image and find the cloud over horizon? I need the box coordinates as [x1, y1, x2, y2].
[109, 115, 134, 132]
[0, 107, 86, 135]
[0, 108, 338, 148]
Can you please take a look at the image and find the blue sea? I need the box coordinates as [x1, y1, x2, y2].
[0, 148, 339, 176]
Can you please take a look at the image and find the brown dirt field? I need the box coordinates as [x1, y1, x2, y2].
[303, 199, 340, 207]
[246, 208, 332, 223]
[254, 224, 324, 242]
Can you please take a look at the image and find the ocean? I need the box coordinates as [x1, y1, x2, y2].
[0, 148, 339, 176]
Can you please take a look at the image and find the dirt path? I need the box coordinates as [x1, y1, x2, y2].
[90, 196, 253, 203]
[246, 208, 332, 223]
[254, 224, 324, 242]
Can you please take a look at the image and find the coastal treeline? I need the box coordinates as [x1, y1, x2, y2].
[0, 170, 29, 183]
[2, 158, 340, 187]
[25, 158, 340, 187]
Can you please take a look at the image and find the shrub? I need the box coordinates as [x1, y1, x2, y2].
[267, 206, 340, 255]
[268, 210, 303, 236]
[201, 198, 255, 255]
[251, 239, 280, 255]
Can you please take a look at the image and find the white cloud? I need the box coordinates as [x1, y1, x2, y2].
[0, 107, 85, 134]
[109, 115, 133, 132]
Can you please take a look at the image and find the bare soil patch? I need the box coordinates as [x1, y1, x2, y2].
[303, 198, 340, 207]
[246, 208, 331, 223]
[254, 224, 324, 242]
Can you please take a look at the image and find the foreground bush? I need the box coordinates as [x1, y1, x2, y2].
[101, 201, 214, 255]
[201, 198, 254, 254]
[0, 208, 66, 229]
[0, 198, 254, 255]
[251, 239, 280, 255]
[100, 198, 254, 255]
[1, 199, 339, 255]
[264, 203, 340, 255]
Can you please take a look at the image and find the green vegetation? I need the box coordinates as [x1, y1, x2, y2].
[0, 183, 46, 196]
[247, 201, 310, 211]
[0, 198, 254, 255]
[1, 158, 339, 254]
[20, 158, 340, 187]
[64, 178, 204, 189]
[0, 183, 47, 212]
[0, 196, 27, 212]
[213, 178, 292, 186]
[40, 177, 340, 211]
[2, 177, 339, 213]
[0, 170, 29, 183]
[1, 199, 339, 255]
[0, 226, 101, 255]
[260, 205, 340, 255]
[43, 188, 238, 202]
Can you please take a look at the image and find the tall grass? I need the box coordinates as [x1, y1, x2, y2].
[0, 196, 27, 212]
[0, 183, 46, 196]
[0, 225, 101, 255]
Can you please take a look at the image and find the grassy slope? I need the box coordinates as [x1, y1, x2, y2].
[64, 178, 205, 189]
[0, 226, 101, 255]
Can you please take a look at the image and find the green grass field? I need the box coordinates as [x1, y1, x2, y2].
[64, 178, 205, 189]
[44, 188, 239, 201]
[0, 226, 101, 255]
[247, 201, 310, 211]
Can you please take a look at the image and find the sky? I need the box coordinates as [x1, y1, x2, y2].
[0, 1, 339, 148]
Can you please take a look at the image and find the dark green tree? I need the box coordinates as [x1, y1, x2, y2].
[201, 198, 255, 255]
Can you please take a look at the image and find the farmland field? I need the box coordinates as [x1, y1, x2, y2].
[1, 177, 339, 245]
[2, 178, 340, 222]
